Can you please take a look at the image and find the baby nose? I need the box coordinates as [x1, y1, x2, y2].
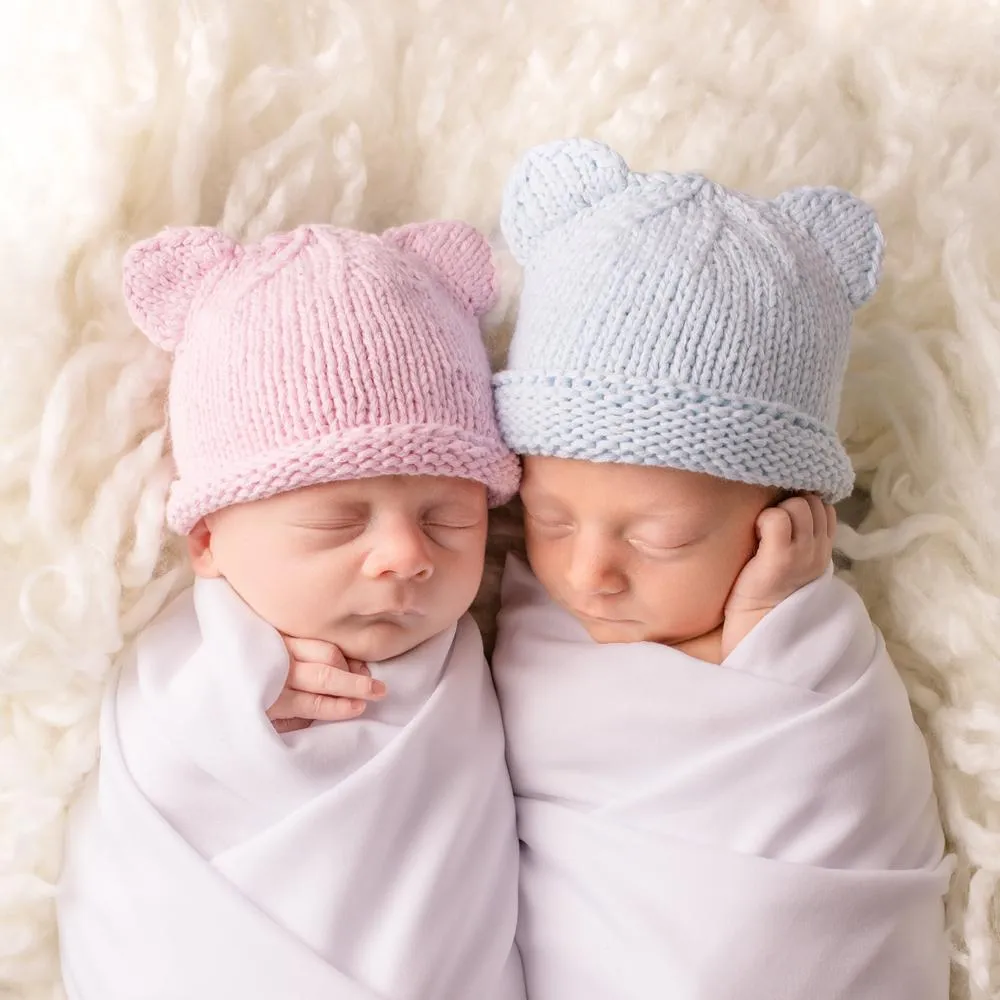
[365, 522, 434, 581]
[566, 539, 625, 597]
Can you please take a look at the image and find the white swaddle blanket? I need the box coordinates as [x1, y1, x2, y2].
[493, 555, 952, 1000]
[58, 578, 525, 1000]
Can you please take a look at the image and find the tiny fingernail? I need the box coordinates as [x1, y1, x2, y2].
[359, 664, 371, 677]
[350, 699, 367, 712]
[370, 679, 387, 697]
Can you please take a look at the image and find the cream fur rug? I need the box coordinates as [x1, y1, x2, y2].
[2, 2, 999, 998]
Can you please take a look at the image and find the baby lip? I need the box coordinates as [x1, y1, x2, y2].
[571, 606, 630, 624]
[574, 608, 611, 621]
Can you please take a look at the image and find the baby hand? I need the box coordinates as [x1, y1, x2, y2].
[721, 495, 836, 658]
[267, 637, 386, 734]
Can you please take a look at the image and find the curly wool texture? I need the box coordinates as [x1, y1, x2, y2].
[0, 2, 998, 998]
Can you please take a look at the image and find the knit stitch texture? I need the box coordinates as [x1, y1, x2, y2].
[123, 222, 520, 533]
[494, 138, 884, 501]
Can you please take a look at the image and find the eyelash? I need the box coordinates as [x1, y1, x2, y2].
[628, 537, 699, 556]
[526, 512, 572, 530]
[423, 521, 477, 532]
[298, 522, 363, 532]
[302, 520, 476, 535]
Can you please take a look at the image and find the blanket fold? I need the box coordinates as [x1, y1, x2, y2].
[59, 578, 525, 1000]
[493, 555, 951, 1000]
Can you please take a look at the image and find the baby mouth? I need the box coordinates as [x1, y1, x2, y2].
[360, 609, 423, 621]
[571, 607, 632, 624]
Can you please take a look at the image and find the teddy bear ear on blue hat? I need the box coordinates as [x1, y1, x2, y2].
[774, 186, 885, 309]
[500, 138, 632, 264]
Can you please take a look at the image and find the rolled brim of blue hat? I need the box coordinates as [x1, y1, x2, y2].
[492, 371, 856, 503]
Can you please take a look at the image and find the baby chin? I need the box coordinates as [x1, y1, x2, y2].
[335, 614, 445, 663]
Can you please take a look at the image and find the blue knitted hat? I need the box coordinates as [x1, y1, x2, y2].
[493, 139, 884, 502]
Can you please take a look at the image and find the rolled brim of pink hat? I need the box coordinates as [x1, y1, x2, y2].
[166, 423, 522, 535]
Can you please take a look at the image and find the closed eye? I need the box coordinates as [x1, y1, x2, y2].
[294, 520, 367, 531]
[628, 534, 704, 555]
[422, 505, 483, 531]
[525, 510, 573, 532]
[290, 521, 367, 547]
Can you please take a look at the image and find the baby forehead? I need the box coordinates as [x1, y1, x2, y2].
[519, 456, 741, 512]
[300, 475, 485, 504]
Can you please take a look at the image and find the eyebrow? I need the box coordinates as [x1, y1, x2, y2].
[629, 505, 726, 535]
[631, 502, 714, 520]
[519, 490, 569, 511]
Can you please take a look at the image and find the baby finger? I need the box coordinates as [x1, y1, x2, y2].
[288, 658, 386, 700]
[284, 636, 347, 669]
[804, 494, 827, 538]
[283, 691, 368, 723]
[779, 495, 813, 542]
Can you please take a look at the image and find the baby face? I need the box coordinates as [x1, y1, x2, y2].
[520, 456, 776, 646]
[188, 475, 488, 662]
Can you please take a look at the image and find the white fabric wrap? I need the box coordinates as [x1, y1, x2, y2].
[58, 578, 525, 1000]
[493, 555, 952, 1000]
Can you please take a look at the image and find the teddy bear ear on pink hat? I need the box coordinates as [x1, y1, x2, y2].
[381, 220, 498, 317]
[123, 227, 242, 352]
[122, 221, 520, 534]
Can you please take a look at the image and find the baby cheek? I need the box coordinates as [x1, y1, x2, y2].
[268, 552, 355, 620]
[443, 539, 490, 606]
[524, 532, 568, 593]
[687, 547, 753, 622]
[635, 557, 731, 635]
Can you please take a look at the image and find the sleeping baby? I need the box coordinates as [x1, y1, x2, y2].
[57, 221, 526, 1000]
[489, 139, 953, 1000]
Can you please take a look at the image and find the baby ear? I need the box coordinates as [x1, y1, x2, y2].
[383, 220, 498, 317]
[122, 227, 241, 352]
[773, 187, 884, 308]
[500, 138, 632, 264]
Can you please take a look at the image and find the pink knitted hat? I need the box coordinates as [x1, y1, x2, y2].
[123, 222, 521, 534]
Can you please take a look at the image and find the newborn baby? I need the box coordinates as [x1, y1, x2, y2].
[490, 140, 953, 1000]
[57, 223, 526, 1000]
